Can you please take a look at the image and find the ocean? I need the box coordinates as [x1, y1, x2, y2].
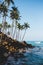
[5, 41, 43, 65]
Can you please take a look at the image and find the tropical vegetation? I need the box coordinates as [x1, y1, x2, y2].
[0, 0, 30, 41]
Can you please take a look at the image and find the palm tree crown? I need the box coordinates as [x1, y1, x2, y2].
[0, 3, 8, 17]
[4, 0, 14, 6]
[10, 6, 20, 20]
[24, 22, 30, 29]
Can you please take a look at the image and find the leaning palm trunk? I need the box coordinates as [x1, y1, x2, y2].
[2, 16, 5, 33]
[22, 29, 26, 41]
[13, 25, 16, 39]
[13, 23, 17, 38]
[16, 29, 18, 40]
[18, 30, 21, 41]
[17, 30, 21, 41]
[4, 16, 7, 34]
[11, 20, 14, 38]
[17, 29, 20, 41]
[20, 30, 22, 41]
[12, 19, 16, 39]
[13, 20, 17, 39]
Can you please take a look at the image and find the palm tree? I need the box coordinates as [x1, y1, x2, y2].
[10, 6, 20, 38]
[10, 6, 20, 21]
[4, 0, 14, 6]
[0, 3, 8, 33]
[17, 23, 21, 40]
[3, 22, 8, 34]
[20, 25, 24, 41]
[13, 20, 18, 39]
[0, 3, 8, 18]
[12, 6, 20, 20]
[1, 0, 14, 33]
[17, 23, 24, 41]
[10, 10, 15, 37]
[22, 22, 30, 41]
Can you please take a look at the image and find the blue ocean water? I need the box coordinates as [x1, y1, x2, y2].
[5, 41, 43, 65]
[27, 41, 43, 47]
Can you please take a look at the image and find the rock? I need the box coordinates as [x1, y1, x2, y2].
[23, 41, 34, 48]
[4, 53, 9, 57]
[0, 32, 35, 65]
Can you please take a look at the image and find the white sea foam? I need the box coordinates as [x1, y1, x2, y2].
[35, 41, 40, 44]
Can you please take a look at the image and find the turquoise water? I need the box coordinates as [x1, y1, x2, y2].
[5, 41, 43, 65]
[27, 41, 43, 47]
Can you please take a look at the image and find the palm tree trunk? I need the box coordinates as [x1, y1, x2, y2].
[2, 16, 4, 33]
[17, 30, 20, 40]
[4, 16, 6, 34]
[13, 20, 17, 39]
[13, 24, 17, 39]
[13, 25, 16, 39]
[22, 29, 26, 41]
[11, 20, 14, 38]
[15, 31, 17, 40]
[13, 27, 16, 38]
[17, 29, 22, 41]
[20, 31, 22, 41]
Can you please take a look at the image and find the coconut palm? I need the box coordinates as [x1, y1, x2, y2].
[10, 6, 20, 38]
[3, 22, 8, 34]
[0, 3, 8, 17]
[13, 20, 18, 39]
[17, 23, 21, 40]
[10, 10, 15, 37]
[4, 0, 14, 6]
[0, 3, 8, 33]
[17, 23, 24, 41]
[10, 6, 20, 20]
[22, 23, 30, 41]
[0, 0, 30, 42]
[20, 25, 24, 41]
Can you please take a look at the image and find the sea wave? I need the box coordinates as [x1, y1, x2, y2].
[35, 41, 41, 44]
[5, 41, 43, 65]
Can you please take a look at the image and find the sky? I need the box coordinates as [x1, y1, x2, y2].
[14, 0, 43, 41]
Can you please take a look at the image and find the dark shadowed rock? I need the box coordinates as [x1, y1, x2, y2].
[23, 41, 35, 48]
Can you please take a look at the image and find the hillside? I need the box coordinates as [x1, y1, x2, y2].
[0, 32, 34, 65]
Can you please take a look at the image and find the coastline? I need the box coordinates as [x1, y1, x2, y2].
[0, 32, 34, 65]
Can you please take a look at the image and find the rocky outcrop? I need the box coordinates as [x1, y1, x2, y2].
[0, 32, 34, 65]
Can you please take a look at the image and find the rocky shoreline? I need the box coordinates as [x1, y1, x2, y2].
[0, 32, 34, 65]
